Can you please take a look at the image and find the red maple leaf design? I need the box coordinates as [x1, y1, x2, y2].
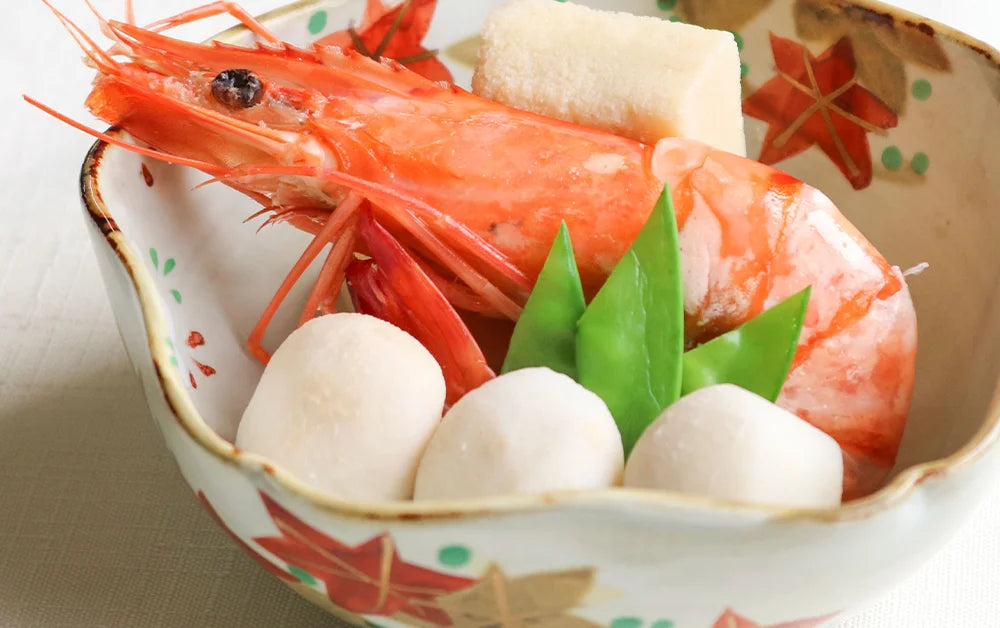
[185, 329, 215, 389]
[187, 331, 205, 348]
[742, 34, 898, 190]
[197, 491, 297, 583]
[713, 608, 840, 628]
[252, 492, 475, 625]
[317, 0, 453, 83]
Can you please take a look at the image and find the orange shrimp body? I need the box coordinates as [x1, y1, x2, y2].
[34, 3, 915, 498]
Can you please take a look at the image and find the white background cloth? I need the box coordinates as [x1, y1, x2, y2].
[1, 1, 998, 626]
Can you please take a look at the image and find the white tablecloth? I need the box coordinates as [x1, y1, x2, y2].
[2, 1, 997, 626]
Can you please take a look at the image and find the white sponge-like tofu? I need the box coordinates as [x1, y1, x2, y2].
[472, 0, 746, 156]
[624, 385, 843, 508]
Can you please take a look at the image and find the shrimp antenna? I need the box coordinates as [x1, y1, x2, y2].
[236, 165, 531, 309]
[125, 0, 135, 25]
[82, 0, 145, 61]
[246, 193, 364, 362]
[22, 96, 226, 174]
[40, 0, 119, 72]
[298, 217, 359, 326]
[141, 1, 282, 45]
[242, 206, 278, 224]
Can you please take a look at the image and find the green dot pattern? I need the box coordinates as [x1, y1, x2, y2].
[911, 152, 930, 175]
[669, 15, 683, 22]
[651, 621, 676, 628]
[658, 0, 678, 10]
[740, 62, 749, 78]
[170, 289, 183, 304]
[163, 258, 176, 276]
[732, 32, 744, 51]
[881, 146, 903, 171]
[610, 618, 643, 628]
[165, 338, 178, 368]
[307, 10, 328, 35]
[150, 248, 159, 270]
[438, 545, 472, 567]
[287, 565, 317, 585]
[912, 79, 932, 101]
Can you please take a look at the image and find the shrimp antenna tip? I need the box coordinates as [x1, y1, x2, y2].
[23, 95, 225, 174]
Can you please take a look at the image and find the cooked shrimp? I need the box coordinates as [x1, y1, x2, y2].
[26, 1, 915, 498]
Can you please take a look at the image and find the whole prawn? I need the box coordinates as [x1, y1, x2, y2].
[27, 0, 916, 499]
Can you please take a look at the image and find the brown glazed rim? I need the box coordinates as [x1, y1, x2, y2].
[80, 0, 1000, 523]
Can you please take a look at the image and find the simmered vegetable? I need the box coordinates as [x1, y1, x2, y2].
[414, 367, 623, 500]
[624, 384, 843, 508]
[681, 287, 811, 402]
[502, 223, 586, 378]
[497, 183, 812, 460]
[236, 313, 446, 501]
[576, 185, 685, 454]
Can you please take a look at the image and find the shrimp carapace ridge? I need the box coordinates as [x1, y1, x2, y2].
[28, 1, 916, 499]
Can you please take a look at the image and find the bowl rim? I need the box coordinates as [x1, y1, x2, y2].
[80, 0, 1000, 523]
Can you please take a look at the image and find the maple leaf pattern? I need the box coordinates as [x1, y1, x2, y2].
[794, 0, 950, 113]
[196, 491, 297, 583]
[317, 0, 453, 83]
[186, 330, 216, 389]
[426, 564, 601, 627]
[742, 34, 898, 190]
[674, 0, 773, 32]
[713, 608, 839, 628]
[252, 492, 474, 625]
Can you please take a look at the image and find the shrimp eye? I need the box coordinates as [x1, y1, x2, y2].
[211, 69, 264, 109]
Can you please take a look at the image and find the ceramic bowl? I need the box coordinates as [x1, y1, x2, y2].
[80, 0, 1000, 625]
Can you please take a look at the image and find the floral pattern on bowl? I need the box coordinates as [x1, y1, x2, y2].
[79, 0, 1000, 626]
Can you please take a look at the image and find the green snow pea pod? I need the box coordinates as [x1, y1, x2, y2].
[576, 184, 684, 454]
[681, 286, 811, 401]
[502, 222, 586, 378]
